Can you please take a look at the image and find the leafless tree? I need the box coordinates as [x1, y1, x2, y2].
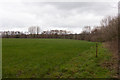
[37, 27, 40, 35]
[28, 26, 40, 34]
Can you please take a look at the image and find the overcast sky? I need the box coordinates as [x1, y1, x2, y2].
[0, 0, 118, 33]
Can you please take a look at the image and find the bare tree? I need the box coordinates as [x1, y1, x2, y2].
[28, 26, 40, 35]
[37, 27, 40, 35]
[82, 26, 91, 34]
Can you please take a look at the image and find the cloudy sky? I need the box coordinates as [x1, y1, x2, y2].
[0, 0, 118, 33]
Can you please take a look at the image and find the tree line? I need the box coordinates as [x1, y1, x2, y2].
[1, 16, 118, 43]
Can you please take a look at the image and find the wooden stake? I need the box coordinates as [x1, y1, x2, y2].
[96, 43, 98, 58]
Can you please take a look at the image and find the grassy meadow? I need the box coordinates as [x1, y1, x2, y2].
[2, 39, 113, 78]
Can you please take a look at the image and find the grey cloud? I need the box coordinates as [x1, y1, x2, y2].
[0, 2, 118, 33]
[40, 2, 117, 14]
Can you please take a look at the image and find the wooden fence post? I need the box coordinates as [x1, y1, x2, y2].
[96, 43, 98, 58]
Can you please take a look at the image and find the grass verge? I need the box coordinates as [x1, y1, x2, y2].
[44, 43, 113, 78]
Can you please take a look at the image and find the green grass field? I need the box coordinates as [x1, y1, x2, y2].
[2, 39, 113, 78]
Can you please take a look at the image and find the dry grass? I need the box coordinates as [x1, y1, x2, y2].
[103, 39, 119, 78]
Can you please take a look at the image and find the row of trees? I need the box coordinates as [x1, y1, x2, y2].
[76, 16, 118, 43]
[90, 16, 118, 42]
[1, 31, 89, 39]
[2, 16, 118, 43]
